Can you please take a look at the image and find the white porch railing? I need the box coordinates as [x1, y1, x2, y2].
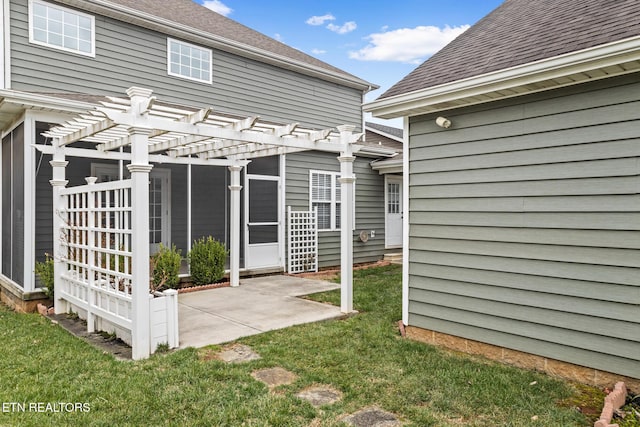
[56, 178, 178, 354]
[287, 206, 318, 273]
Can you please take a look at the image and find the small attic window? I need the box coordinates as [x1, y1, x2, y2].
[167, 38, 212, 84]
[29, 0, 95, 57]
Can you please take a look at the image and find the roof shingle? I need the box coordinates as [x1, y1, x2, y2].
[379, 0, 640, 99]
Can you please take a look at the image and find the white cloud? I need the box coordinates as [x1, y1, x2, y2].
[327, 21, 357, 34]
[311, 48, 327, 55]
[201, 0, 232, 16]
[274, 33, 283, 42]
[306, 14, 335, 26]
[349, 25, 470, 64]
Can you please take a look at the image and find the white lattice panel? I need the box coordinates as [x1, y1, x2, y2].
[287, 207, 318, 273]
[59, 179, 133, 329]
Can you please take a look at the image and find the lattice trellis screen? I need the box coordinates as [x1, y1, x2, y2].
[58, 179, 133, 331]
[287, 207, 318, 273]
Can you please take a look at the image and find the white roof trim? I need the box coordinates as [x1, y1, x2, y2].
[365, 35, 640, 119]
[371, 158, 402, 174]
[59, 0, 376, 92]
[0, 89, 96, 112]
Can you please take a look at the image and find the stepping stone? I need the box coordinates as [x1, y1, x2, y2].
[213, 344, 261, 363]
[251, 367, 297, 388]
[296, 385, 342, 407]
[341, 407, 402, 427]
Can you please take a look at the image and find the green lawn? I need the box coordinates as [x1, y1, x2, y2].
[0, 265, 594, 426]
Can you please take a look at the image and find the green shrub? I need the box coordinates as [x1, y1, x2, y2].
[188, 236, 227, 286]
[151, 244, 182, 291]
[35, 253, 55, 299]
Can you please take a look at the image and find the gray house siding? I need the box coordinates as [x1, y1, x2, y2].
[8, 0, 362, 130]
[407, 74, 640, 378]
[286, 151, 385, 268]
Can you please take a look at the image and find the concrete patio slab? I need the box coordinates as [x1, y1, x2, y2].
[178, 275, 342, 348]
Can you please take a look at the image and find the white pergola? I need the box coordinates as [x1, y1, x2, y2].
[41, 87, 362, 359]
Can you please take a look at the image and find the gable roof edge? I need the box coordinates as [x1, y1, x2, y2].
[365, 124, 403, 143]
[60, 0, 377, 92]
[365, 35, 640, 119]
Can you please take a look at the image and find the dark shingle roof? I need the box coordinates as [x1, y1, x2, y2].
[380, 0, 640, 99]
[366, 122, 403, 140]
[104, 0, 368, 86]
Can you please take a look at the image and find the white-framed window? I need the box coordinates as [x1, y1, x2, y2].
[309, 170, 354, 231]
[29, 0, 95, 57]
[167, 38, 212, 84]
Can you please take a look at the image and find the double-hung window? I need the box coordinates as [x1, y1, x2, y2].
[310, 171, 354, 231]
[167, 38, 212, 84]
[29, 0, 95, 56]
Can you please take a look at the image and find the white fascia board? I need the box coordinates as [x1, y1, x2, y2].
[365, 35, 640, 119]
[0, 89, 97, 112]
[61, 0, 377, 92]
[357, 145, 397, 158]
[371, 159, 402, 174]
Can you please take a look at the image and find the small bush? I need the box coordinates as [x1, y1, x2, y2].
[35, 253, 54, 299]
[188, 236, 227, 286]
[151, 244, 182, 291]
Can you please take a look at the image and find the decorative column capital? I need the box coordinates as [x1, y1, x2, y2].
[228, 185, 242, 191]
[49, 160, 69, 168]
[127, 164, 154, 174]
[49, 179, 69, 187]
[337, 155, 355, 163]
[126, 87, 154, 99]
[127, 126, 153, 136]
[228, 165, 243, 172]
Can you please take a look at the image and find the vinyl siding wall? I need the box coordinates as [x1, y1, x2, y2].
[286, 151, 385, 268]
[8, 0, 373, 274]
[407, 74, 640, 378]
[8, 0, 362, 129]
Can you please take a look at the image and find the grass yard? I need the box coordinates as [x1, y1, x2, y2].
[0, 264, 596, 426]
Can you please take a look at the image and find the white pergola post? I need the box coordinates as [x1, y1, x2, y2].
[228, 162, 243, 287]
[337, 125, 356, 313]
[50, 143, 68, 314]
[126, 87, 154, 360]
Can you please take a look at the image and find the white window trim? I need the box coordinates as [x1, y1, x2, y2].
[167, 38, 213, 84]
[309, 170, 355, 232]
[28, 0, 95, 57]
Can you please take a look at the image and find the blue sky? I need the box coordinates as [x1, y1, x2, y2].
[195, 0, 504, 126]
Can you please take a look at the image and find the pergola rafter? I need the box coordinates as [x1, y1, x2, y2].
[45, 87, 359, 360]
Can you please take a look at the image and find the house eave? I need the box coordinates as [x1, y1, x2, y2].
[58, 0, 377, 93]
[0, 90, 96, 129]
[358, 146, 397, 158]
[371, 159, 402, 175]
[364, 35, 640, 119]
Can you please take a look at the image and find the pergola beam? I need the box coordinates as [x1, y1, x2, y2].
[33, 143, 248, 166]
[95, 109, 358, 154]
[44, 118, 117, 146]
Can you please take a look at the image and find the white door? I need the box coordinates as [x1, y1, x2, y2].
[245, 174, 281, 269]
[92, 164, 170, 254]
[386, 176, 403, 248]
